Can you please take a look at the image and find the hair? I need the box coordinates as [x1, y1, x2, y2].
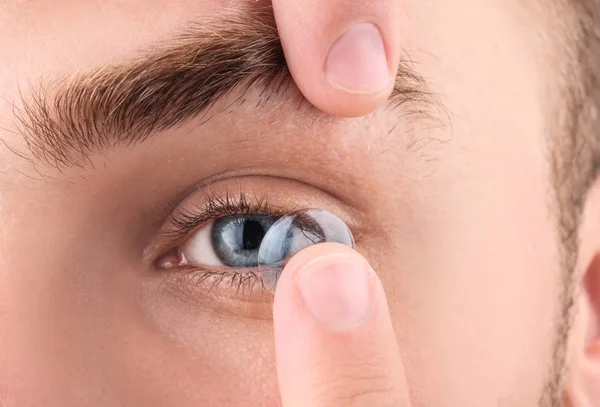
[540, 0, 599, 404]
[553, 0, 600, 265]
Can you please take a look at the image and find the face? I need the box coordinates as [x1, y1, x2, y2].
[1, 1, 598, 406]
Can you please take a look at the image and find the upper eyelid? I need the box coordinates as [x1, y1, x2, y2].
[164, 191, 293, 241]
[146, 189, 297, 263]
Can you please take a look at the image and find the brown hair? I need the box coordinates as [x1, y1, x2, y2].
[553, 0, 600, 257]
[541, 1, 599, 404]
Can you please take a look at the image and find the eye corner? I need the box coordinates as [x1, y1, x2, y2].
[152, 247, 181, 269]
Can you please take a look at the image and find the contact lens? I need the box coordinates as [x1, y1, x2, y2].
[257, 209, 355, 292]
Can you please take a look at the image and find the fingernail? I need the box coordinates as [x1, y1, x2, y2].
[297, 255, 372, 328]
[325, 22, 390, 94]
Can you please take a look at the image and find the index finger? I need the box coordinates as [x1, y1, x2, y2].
[273, 243, 411, 407]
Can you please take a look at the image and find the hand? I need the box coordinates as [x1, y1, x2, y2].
[273, 243, 411, 406]
[271, 0, 401, 117]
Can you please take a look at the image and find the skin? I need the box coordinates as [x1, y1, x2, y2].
[0, 1, 599, 407]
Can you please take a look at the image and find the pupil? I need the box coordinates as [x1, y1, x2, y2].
[242, 220, 265, 251]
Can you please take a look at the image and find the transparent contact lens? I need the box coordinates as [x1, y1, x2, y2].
[257, 209, 355, 292]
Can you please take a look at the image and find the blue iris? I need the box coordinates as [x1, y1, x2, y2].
[211, 215, 278, 267]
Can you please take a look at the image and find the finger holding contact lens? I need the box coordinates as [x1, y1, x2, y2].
[257, 209, 355, 292]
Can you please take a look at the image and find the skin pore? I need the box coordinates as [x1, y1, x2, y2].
[0, 1, 599, 407]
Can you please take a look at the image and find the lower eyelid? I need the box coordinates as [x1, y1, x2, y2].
[178, 267, 269, 300]
[150, 266, 275, 320]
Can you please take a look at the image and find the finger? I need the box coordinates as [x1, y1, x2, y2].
[273, 243, 411, 407]
[271, 0, 401, 117]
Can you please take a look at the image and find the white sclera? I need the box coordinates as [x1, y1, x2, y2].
[257, 209, 355, 292]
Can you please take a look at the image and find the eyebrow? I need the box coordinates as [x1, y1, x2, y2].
[12, 6, 437, 169]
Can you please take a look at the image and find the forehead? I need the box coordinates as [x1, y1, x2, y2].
[0, 0, 542, 89]
[0, 1, 225, 94]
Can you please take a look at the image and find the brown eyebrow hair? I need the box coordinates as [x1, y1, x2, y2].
[12, 6, 435, 169]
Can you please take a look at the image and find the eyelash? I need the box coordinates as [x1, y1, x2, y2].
[165, 190, 294, 244]
[159, 190, 298, 295]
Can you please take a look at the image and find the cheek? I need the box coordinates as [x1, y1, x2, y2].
[375, 128, 561, 406]
[131, 287, 282, 407]
[401, 180, 559, 406]
[372, 6, 562, 407]
[0, 181, 282, 407]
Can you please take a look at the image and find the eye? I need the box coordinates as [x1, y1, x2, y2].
[150, 184, 358, 311]
[177, 214, 279, 268]
[154, 198, 355, 294]
[164, 209, 354, 274]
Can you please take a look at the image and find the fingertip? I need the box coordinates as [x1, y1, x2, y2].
[325, 22, 390, 93]
[273, 243, 375, 330]
[272, 1, 401, 117]
[305, 84, 395, 118]
[281, 243, 362, 278]
[272, 243, 362, 315]
[293, 20, 396, 117]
